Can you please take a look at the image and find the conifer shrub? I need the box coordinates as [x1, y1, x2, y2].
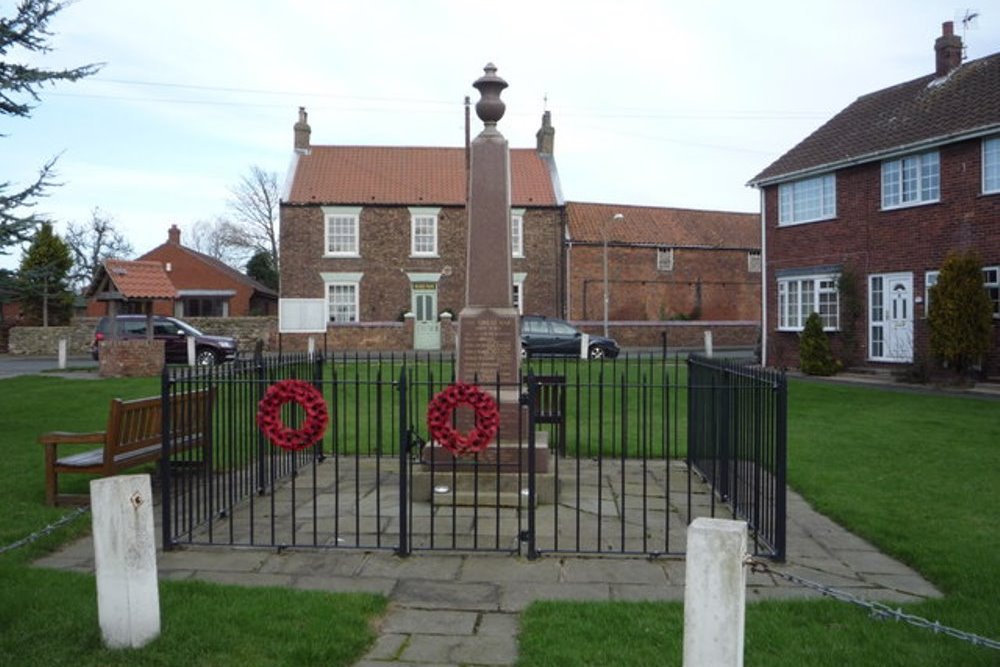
[928, 251, 992, 378]
[799, 312, 839, 375]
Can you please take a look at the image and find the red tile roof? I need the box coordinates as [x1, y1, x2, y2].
[566, 202, 759, 249]
[750, 52, 1000, 185]
[286, 146, 560, 207]
[98, 259, 178, 299]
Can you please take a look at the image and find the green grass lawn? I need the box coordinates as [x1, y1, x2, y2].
[5, 369, 999, 665]
[518, 379, 1000, 666]
[0, 374, 386, 667]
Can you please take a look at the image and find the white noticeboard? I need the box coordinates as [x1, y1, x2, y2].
[279, 299, 327, 334]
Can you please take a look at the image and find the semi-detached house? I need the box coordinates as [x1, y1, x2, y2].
[749, 22, 1000, 373]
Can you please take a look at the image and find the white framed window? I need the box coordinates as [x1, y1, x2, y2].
[984, 266, 1000, 318]
[511, 209, 525, 258]
[777, 273, 839, 331]
[656, 248, 674, 271]
[747, 250, 762, 273]
[512, 272, 526, 314]
[323, 206, 361, 256]
[320, 272, 362, 323]
[983, 137, 1000, 194]
[924, 270, 939, 317]
[882, 151, 939, 208]
[778, 174, 836, 225]
[409, 207, 439, 257]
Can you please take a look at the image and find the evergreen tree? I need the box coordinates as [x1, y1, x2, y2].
[799, 312, 839, 376]
[17, 222, 73, 325]
[1, 1, 102, 254]
[246, 249, 279, 291]
[928, 251, 992, 376]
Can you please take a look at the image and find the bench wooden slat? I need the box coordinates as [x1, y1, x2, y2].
[39, 389, 214, 506]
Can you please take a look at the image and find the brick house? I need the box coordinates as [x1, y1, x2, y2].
[564, 202, 760, 324]
[86, 225, 278, 318]
[278, 108, 563, 351]
[749, 22, 1000, 372]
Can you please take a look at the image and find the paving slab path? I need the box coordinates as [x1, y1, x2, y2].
[34, 484, 940, 667]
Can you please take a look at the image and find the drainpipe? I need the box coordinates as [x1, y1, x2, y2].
[760, 188, 768, 367]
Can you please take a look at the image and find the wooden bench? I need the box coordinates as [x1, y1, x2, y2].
[39, 389, 214, 506]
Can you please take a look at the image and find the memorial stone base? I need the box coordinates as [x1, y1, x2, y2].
[415, 431, 557, 506]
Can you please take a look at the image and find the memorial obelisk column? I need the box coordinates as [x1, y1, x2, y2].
[457, 63, 521, 408]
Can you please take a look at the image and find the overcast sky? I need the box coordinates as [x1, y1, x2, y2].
[3, 0, 997, 271]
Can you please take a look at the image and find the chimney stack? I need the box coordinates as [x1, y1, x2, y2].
[535, 110, 555, 155]
[168, 224, 181, 245]
[935, 21, 963, 77]
[294, 106, 311, 152]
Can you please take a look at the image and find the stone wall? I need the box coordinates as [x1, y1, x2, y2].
[7, 316, 278, 356]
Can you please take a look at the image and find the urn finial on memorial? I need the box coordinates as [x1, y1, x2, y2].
[473, 62, 507, 126]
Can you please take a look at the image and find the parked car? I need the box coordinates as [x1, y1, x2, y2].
[91, 315, 238, 365]
[521, 315, 620, 359]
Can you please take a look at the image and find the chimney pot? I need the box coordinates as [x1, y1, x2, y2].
[168, 224, 181, 245]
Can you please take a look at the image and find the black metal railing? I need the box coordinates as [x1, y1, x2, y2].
[687, 354, 787, 559]
[159, 350, 786, 560]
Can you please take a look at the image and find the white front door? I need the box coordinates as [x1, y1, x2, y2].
[869, 273, 913, 362]
[412, 285, 440, 351]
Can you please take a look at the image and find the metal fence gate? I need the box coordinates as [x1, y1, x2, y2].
[159, 352, 786, 559]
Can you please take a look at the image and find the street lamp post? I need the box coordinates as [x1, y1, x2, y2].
[604, 213, 623, 339]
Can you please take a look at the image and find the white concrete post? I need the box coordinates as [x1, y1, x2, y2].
[58, 338, 67, 369]
[187, 335, 196, 366]
[703, 330, 714, 358]
[91, 474, 161, 649]
[683, 518, 748, 667]
[308, 336, 316, 359]
[579, 333, 590, 359]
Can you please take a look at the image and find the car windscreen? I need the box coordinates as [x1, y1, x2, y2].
[172, 320, 204, 336]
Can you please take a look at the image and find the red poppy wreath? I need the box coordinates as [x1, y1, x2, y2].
[426, 382, 500, 457]
[257, 379, 329, 451]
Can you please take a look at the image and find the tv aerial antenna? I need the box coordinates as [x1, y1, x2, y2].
[958, 8, 979, 60]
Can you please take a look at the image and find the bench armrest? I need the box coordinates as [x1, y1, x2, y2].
[38, 431, 107, 446]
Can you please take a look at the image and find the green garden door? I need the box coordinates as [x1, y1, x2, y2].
[412, 284, 440, 351]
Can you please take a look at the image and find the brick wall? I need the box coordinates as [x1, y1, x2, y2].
[575, 320, 759, 349]
[567, 244, 761, 322]
[98, 339, 165, 377]
[764, 137, 1000, 372]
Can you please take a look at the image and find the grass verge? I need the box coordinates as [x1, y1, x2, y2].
[518, 379, 1000, 666]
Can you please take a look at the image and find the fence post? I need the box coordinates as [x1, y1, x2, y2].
[160, 366, 173, 550]
[683, 518, 748, 667]
[525, 373, 538, 560]
[58, 338, 67, 369]
[397, 367, 410, 557]
[91, 474, 161, 648]
[703, 330, 714, 357]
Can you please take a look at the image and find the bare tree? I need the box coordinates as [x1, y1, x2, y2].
[186, 216, 250, 267]
[226, 165, 279, 271]
[64, 208, 134, 290]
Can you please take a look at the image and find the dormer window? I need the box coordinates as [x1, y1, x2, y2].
[882, 151, 939, 209]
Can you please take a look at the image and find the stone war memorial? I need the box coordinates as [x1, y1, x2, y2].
[416, 63, 554, 504]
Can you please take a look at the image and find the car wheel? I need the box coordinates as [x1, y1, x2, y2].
[588, 345, 606, 360]
[196, 348, 219, 366]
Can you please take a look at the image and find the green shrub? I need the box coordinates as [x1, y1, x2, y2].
[928, 251, 992, 377]
[799, 312, 839, 375]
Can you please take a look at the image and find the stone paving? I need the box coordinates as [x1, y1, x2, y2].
[34, 456, 941, 667]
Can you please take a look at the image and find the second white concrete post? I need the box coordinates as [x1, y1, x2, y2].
[683, 518, 748, 667]
[91, 474, 161, 649]
[703, 330, 714, 358]
[58, 338, 67, 369]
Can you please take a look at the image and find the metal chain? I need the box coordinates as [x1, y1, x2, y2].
[0, 506, 90, 555]
[746, 556, 1000, 650]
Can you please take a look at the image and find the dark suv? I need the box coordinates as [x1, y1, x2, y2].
[521, 315, 620, 359]
[91, 315, 238, 365]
